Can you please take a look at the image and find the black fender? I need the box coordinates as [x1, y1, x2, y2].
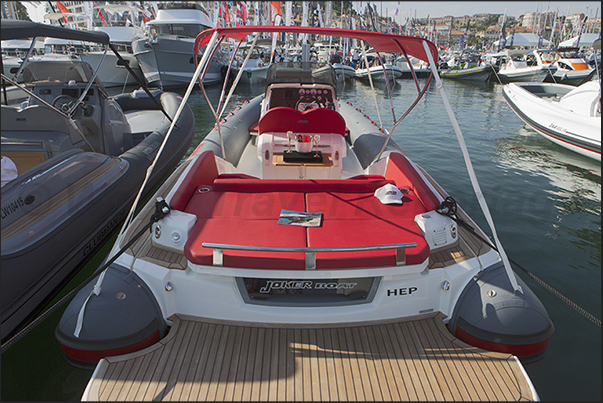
[55, 263, 168, 369]
[447, 262, 554, 363]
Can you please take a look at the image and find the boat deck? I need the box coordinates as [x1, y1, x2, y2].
[83, 313, 536, 401]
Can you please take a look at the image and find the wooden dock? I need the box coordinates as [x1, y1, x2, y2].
[83, 312, 537, 401]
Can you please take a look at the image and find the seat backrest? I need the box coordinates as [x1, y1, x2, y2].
[258, 107, 346, 136]
[169, 150, 219, 211]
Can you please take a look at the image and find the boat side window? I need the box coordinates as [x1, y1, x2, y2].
[155, 24, 209, 38]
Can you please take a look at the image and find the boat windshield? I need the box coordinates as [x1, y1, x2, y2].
[19, 60, 106, 90]
[266, 62, 337, 88]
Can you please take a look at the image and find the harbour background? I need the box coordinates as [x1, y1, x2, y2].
[1, 77, 600, 401]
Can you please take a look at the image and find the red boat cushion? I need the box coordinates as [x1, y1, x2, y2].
[170, 150, 219, 211]
[183, 174, 431, 269]
[185, 190, 306, 220]
[306, 218, 430, 268]
[258, 107, 346, 136]
[184, 218, 308, 269]
[305, 189, 428, 221]
[211, 175, 393, 193]
[384, 153, 441, 211]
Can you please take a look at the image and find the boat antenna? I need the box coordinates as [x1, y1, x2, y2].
[421, 40, 523, 294]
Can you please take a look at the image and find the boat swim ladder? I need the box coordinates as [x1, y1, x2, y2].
[72, 32, 223, 337]
[421, 40, 522, 294]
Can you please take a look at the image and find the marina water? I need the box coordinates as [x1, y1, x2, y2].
[1, 77, 600, 401]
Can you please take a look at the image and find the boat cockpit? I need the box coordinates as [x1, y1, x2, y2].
[253, 63, 346, 179]
[1, 60, 132, 174]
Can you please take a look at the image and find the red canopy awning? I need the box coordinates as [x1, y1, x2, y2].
[193, 26, 438, 64]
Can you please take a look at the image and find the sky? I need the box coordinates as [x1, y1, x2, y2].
[354, 1, 601, 20]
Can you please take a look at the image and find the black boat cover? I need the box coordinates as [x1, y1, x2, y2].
[1, 20, 110, 45]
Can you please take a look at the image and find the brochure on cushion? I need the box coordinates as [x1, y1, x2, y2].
[278, 209, 323, 227]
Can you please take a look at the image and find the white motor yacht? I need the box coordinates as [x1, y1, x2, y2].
[131, 2, 226, 88]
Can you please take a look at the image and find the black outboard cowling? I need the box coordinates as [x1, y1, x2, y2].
[55, 264, 168, 369]
[447, 262, 554, 363]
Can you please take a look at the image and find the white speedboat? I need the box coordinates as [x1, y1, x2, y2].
[539, 48, 597, 86]
[502, 80, 601, 161]
[56, 26, 553, 384]
[490, 49, 554, 84]
[440, 63, 494, 82]
[231, 46, 270, 85]
[131, 1, 226, 88]
[394, 54, 433, 77]
[355, 63, 398, 82]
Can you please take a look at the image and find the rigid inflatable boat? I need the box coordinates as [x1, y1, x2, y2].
[503, 80, 601, 161]
[55, 27, 554, 372]
[1, 21, 195, 344]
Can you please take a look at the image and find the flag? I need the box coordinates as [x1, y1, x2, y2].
[56, 1, 69, 24]
[497, 19, 507, 52]
[240, 2, 248, 24]
[270, 1, 281, 24]
[458, 20, 469, 49]
[576, 16, 588, 47]
[223, 2, 230, 26]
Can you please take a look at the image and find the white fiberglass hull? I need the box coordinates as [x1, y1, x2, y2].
[502, 81, 601, 160]
[496, 66, 550, 84]
[132, 36, 225, 88]
[355, 64, 397, 82]
[78, 51, 142, 87]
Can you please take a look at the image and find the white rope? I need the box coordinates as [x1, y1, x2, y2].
[421, 40, 522, 294]
[112, 30, 220, 257]
[75, 32, 222, 333]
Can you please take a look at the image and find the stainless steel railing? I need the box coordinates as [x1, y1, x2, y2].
[202, 242, 417, 270]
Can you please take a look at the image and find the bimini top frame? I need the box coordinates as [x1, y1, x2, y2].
[112, 26, 523, 296]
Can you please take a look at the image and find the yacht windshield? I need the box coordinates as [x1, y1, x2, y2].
[152, 24, 210, 38]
